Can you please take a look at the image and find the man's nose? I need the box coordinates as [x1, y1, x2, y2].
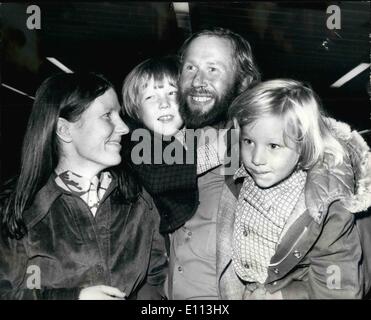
[192, 70, 207, 88]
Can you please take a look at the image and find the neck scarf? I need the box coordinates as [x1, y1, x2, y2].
[54, 170, 112, 216]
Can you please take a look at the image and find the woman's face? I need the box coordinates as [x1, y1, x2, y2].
[68, 88, 129, 174]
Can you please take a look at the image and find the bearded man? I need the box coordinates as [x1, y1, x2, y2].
[167, 27, 260, 300]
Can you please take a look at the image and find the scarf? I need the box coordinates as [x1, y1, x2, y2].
[54, 170, 112, 216]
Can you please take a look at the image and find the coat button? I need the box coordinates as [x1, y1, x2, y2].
[293, 250, 302, 259]
[95, 264, 104, 275]
[178, 266, 183, 273]
[273, 281, 277, 286]
[243, 230, 248, 237]
[273, 268, 279, 274]
[244, 263, 249, 269]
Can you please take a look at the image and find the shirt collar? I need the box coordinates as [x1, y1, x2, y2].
[233, 165, 250, 180]
[174, 127, 187, 149]
[239, 168, 307, 210]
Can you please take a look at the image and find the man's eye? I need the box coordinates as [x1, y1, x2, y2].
[169, 90, 178, 96]
[208, 67, 217, 72]
[185, 65, 195, 71]
[103, 112, 112, 118]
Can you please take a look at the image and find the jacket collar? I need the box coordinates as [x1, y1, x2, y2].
[304, 118, 371, 224]
[303, 152, 354, 224]
[327, 118, 371, 214]
[23, 172, 118, 230]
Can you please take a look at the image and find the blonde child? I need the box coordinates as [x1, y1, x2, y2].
[217, 79, 371, 299]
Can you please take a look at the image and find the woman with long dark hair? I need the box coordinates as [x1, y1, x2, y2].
[0, 72, 167, 299]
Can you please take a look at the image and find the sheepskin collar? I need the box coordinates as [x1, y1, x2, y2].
[305, 118, 371, 224]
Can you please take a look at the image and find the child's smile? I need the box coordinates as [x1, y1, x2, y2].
[139, 78, 183, 136]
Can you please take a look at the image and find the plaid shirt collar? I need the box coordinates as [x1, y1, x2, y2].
[233, 165, 250, 180]
[234, 165, 307, 210]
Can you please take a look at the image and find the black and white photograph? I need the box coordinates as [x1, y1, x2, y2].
[0, 1, 370, 314]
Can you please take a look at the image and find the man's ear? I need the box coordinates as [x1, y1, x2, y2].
[239, 76, 252, 93]
[56, 117, 73, 143]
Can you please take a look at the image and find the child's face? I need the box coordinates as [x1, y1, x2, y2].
[239, 115, 300, 188]
[139, 77, 183, 136]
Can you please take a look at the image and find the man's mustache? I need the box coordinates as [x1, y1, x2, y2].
[182, 87, 215, 96]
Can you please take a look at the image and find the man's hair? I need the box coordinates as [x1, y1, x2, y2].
[178, 27, 261, 93]
[122, 56, 180, 122]
[229, 79, 345, 170]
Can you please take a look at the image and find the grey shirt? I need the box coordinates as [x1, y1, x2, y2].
[168, 165, 225, 300]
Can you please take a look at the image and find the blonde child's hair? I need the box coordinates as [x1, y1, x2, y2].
[229, 79, 345, 169]
[122, 55, 179, 122]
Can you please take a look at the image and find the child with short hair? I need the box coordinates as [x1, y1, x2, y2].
[121, 56, 221, 234]
[122, 55, 183, 137]
[218, 79, 371, 299]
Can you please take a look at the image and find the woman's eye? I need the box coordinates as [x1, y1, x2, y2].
[145, 96, 153, 101]
[208, 67, 217, 72]
[103, 112, 112, 118]
[169, 91, 178, 96]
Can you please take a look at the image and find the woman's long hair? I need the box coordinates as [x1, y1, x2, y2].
[1, 72, 138, 239]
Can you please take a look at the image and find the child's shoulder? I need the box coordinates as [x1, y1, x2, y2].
[323, 117, 371, 212]
[308, 152, 353, 193]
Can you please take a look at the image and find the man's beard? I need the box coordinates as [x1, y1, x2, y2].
[178, 84, 238, 129]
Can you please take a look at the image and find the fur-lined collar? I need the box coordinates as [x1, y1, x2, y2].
[326, 118, 371, 213]
[305, 118, 371, 223]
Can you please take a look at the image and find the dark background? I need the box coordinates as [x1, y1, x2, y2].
[1, 1, 370, 183]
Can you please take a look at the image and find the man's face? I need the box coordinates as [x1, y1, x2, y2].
[179, 35, 238, 128]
